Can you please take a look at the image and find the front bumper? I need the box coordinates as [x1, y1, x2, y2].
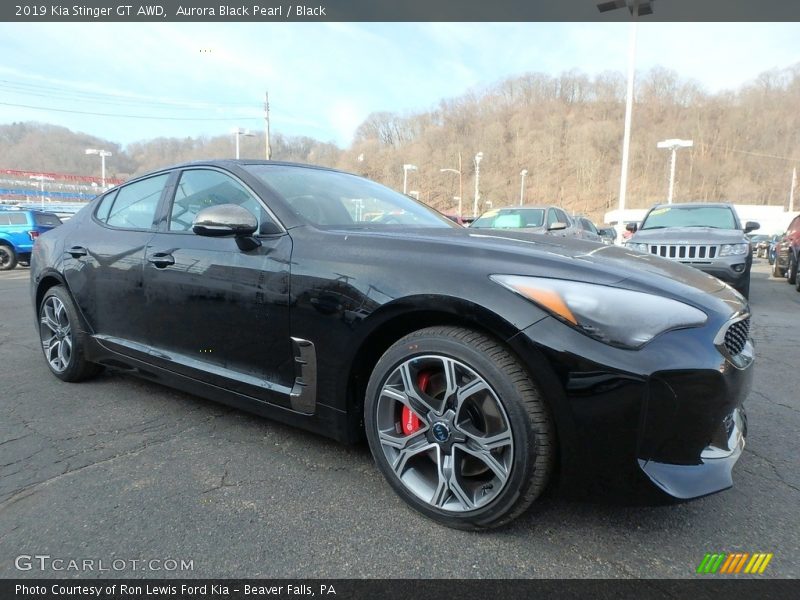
[508, 314, 754, 500]
[693, 263, 749, 287]
[640, 407, 746, 498]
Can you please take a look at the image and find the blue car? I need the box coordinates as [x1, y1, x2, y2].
[0, 208, 63, 270]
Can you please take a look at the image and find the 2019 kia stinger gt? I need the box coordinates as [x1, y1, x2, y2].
[31, 161, 753, 529]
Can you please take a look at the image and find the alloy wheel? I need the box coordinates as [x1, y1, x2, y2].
[39, 296, 72, 373]
[375, 354, 514, 512]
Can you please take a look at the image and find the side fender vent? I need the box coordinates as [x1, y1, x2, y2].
[290, 337, 317, 414]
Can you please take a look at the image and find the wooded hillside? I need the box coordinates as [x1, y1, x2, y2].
[2, 63, 798, 222]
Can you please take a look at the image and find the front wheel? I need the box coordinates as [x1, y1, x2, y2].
[735, 276, 750, 300]
[38, 286, 102, 382]
[788, 254, 798, 285]
[364, 326, 554, 530]
[772, 256, 785, 278]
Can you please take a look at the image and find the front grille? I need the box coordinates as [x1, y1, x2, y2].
[724, 318, 750, 356]
[648, 244, 718, 260]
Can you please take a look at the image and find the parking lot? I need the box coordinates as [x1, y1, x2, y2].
[0, 260, 798, 579]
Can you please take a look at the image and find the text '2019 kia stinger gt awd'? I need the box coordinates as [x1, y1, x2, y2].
[31, 160, 753, 529]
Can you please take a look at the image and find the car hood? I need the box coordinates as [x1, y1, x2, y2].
[471, 225, 547, 234]
[630, 227, 747, 244]
[331, 226, 746, 317]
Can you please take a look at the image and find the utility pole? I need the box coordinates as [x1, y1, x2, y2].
[264, 91, 272, 160]
[790, 167, 797, 213]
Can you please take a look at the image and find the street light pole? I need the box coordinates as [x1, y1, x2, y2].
[85, 148, 112, 190]
[440, 163, 463, 216]
[29, 175, 54, 211]
[232, 128, 256, 160]
[657, 139, 693, 204]
[403, 164, 417, 195]
[618, 20, 637, 212]
[473, 152, 484, 217]
[596, 1, 656, 213]
[519, 169, 528, 206]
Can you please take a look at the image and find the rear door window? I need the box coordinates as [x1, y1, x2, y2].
[103, 174, 169, 230]
[34, 213, 62, 227]
[7, 213, 27, 225]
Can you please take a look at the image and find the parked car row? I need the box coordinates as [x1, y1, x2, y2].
[770, 213, 800, 292]
[468, 205, 610, 244]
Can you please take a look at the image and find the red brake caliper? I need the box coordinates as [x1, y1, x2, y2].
[401, 372, 429, 435]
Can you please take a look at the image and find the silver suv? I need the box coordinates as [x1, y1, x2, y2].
[625, 203, 759, 298]
[470, 205, 580, 238]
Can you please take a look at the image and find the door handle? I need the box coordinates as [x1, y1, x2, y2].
[147, 253, 175, 268]
[67, 246, 87, 258]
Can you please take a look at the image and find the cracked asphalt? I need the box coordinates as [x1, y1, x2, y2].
[0, 261, 798, 579]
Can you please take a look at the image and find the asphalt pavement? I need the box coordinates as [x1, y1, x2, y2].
[0, 261, 798, 578]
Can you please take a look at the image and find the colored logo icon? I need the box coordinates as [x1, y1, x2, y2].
[697, 552, 773, 574]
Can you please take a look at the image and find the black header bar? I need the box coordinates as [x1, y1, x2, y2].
[2, 0, 800, 22]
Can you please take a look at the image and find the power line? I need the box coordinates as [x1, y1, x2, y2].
[0, 79, 259, 108]
[0, 100, 261, 121]
[703, 143, 800, 163]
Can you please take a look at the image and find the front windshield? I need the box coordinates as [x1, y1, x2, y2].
[244, 165, 454, 228]
[471, 208, 545, 229]
[641, 205, 737, 230]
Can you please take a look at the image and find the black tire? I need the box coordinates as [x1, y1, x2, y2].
[38, 286, 102, 382]
[0, 244, 17, 271]
[788, 254, 798, 285]
[735, 276, 750, 300]
[772, 255, 785, 278]
[364, 326, 554, 530]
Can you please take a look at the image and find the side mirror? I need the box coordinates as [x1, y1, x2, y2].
[626, 222, 638, 233]
[744, 221, 760, 233]
[547, 221, 567, 232]
[193, 204, 261, 251]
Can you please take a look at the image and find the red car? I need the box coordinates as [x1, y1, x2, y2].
[774, 213, 800, 291]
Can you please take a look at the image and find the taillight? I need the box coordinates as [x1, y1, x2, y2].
[28, 230, 40, 241]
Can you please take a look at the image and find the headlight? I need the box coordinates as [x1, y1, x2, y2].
[626, 242, 650, 253]
[719, 243, 749, 256]
[491, 275, 707, 349]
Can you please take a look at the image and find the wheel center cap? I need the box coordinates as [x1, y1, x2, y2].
[432, 422, 451, 443]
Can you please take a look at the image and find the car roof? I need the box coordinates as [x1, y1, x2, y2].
[132, 159, 340, 180]
[495, 205, 555, 211]
[650, 202, 734, 209]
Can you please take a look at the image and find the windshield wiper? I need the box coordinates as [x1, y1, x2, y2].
[640, 226, 667, 230]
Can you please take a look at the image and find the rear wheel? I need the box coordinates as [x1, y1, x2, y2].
[0, 244, 17, 271]
[38, 286, 102, 382]
[364, 326, 554, 530]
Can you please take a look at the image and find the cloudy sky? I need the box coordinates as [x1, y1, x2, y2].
[0, 22, 798, 147]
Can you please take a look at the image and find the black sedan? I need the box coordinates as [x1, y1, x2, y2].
[30, 161, 753, 530]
